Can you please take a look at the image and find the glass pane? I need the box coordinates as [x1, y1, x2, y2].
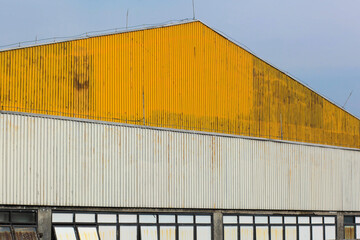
[178, 215, 193, 224]
[344, 216, 355, 224]
[298, 217, 310, 224]
[75, 214, 95, 223]
[299, 226, 310, 240]
[223, 216, 238, 224]
[240, 226, 254, 240]
[311, 217, 323, 224]
[256, 226, 269, 240]
[54, 227, 77, 240]
[141, 226, 158, 240]
[312, 226, 323, 240]
[324, 217, 335, 224]
[325, 226, 336, 240]
[119, 214, 137, 223]
[345, 226, 355, 239]
[356, 217, 360, 224]
[52, 213, 73, 223]
[285, 226, 296, 240]
[14, 227, 38, 240]
[0, 212, 10, 223]
[139, 215, 157, 223]
[160, 226, 175, 240]
[99, 226, 116, 240]
[255, 216, 268, 224]
[11, 212, 36, 223]
[239, 216, 253, 224]
[224, 226, 238, 240]
[196, 226, 211, 240]
[0, 227, 12, 240]
[159, 215, 175, 223]
[179, 226, 194, 240]
[270, 216, 282, 224]
[271, 226, 283, 240]
[196, 215, 211, 224]
[120, 226, 137, 240]
[78, 227, 99, 240]
[357, 226, 360, 239]
[98, 214, 116, 223]
[284, 217, 296, 224]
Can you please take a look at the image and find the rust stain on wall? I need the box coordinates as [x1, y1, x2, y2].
[71, 55, 91, 91]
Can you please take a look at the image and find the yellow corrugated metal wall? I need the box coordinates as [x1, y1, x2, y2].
[0, 21, 359, 148]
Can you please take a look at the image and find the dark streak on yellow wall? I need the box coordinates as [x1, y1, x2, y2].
[0, 21, 359, 148]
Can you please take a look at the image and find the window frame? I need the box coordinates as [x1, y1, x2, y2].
[52, 211, 213, 240]
[0, 210, 38, 240]
[223, 213, 337, 240]
[343, 215, 360, 240]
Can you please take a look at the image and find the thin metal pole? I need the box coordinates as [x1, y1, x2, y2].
[342, 90, 353, 109]
[192, 0, 196, 20]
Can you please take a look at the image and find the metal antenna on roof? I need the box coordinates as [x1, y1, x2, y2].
[192, 0, 196, 20]
[342, 90, 353, 109]
[126, 9, 129, 30]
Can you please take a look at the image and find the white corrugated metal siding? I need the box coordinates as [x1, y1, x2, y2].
[0, 112, 359, 211]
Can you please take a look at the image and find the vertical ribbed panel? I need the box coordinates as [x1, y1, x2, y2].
[0, 21, 359, 148]
[0, 112, 359, 211]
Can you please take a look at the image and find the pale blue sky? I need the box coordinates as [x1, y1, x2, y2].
[1, 0, 359, 118]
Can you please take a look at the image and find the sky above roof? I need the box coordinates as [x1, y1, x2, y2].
[1, 0, 359, 118]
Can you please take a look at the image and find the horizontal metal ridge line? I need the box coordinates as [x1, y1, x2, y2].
[0, 19, 197, 52]
[1, 110, 359, 152]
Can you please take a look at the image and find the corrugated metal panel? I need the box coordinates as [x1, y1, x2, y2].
[0, 112, 359, 211]
[0, 22, 358, 149]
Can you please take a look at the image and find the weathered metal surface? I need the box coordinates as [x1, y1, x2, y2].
[0, 21, 358, 149]
[0, 112, 359, 210]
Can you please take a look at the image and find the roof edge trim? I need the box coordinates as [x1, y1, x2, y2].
[0, 18, 198, 52]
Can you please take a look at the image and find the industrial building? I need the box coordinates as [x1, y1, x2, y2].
[0, 20, 359, 240]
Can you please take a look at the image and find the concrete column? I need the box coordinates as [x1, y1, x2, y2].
[38, 208, 52, 240]
[336, 212, 344, 240]
[213, 211, 223, 240]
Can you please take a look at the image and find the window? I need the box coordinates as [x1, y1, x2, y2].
[0, 227, 12, 239]
[52, 211, 212, 240]
[223, 214, 336, 240]
[0, 210, 38, 240]
[344, 216, 360, 240]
